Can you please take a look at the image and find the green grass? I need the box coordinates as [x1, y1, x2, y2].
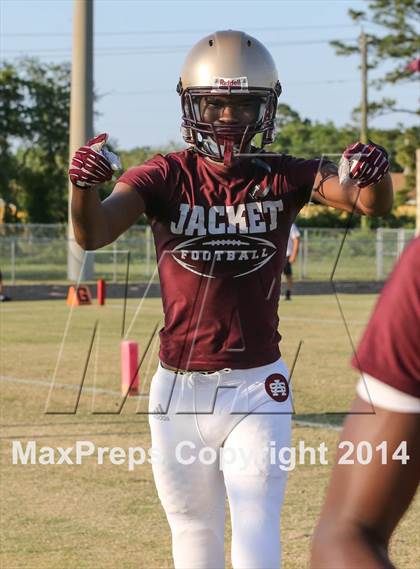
[1, 296, 418, 568]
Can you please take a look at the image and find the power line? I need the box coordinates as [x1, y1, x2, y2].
[2, 37, 359, 56]
[2, 24, 359, 38]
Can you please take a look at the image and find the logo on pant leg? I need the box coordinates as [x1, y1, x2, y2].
[264, 374, 289, 402]
[152, 404, 170, 421]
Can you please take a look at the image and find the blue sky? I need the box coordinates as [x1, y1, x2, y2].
[1, 0, 418, 150]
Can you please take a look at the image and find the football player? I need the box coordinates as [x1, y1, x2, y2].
[69, 30, 393, 569]
[311, 236, 420, 569]
[283, 223, 300, 300]
[0, 270, 11, 302]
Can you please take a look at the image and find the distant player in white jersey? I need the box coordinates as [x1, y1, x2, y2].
[0, 269, 11, 302]
[283, 223, 300, 300]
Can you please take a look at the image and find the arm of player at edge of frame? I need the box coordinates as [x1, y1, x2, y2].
[310, 395, 420, 569]
[311, 165, 394, 217]
[71, 181, 146, 251]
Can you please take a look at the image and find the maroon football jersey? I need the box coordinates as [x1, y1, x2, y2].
[118, 149, 319, 370]
[352, 236, 420, 398]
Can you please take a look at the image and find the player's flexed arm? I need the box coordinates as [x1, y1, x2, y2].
[312, 141, 393, 216]
[69, 133, 145, 250]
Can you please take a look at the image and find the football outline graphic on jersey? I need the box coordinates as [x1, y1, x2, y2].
[171, 234, 277, 278]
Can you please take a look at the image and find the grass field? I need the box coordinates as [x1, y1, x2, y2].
[1, 295, 419, 568]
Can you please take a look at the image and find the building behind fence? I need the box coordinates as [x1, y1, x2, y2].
[0, 224, 415, 284]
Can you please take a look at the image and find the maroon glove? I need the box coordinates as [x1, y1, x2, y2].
[339, 141, 390, 188]
[69, 133, 116, 189]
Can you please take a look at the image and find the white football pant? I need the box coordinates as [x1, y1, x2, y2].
[148, 359, 292, 569]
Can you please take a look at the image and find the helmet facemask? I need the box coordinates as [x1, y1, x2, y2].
[178, 83, 281, 166]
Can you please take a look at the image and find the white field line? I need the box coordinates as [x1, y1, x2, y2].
[0, 374, 147, 398]
[1, 374, 341, 430]
[293, 419, 341, 431]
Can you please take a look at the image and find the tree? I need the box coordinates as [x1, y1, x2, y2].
[0, 64, 28, 220]
[271, 104, 404, 172]
[394, 125, 420, 203]
[331, 0, 420, 117]
[271, 104, 417, 227]
[118, 141, 182, 170]
[0, 58, 70, 222]
[330, 0, 420, 207]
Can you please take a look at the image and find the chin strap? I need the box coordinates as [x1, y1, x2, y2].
[223, 139, 234, 166]
[249, 156, 273, 200]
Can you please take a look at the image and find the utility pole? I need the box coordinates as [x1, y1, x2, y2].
[360, 31, 368, 146]
[360, 30, 369, 230]
[67, 0, 94, 281]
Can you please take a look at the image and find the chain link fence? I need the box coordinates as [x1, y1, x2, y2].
[296, 227, 415, 281]
[0, 224, 415, 284]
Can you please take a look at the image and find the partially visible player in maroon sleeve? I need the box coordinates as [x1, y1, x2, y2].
[311, 237, 420, 569]
[352, 236, 420, 399]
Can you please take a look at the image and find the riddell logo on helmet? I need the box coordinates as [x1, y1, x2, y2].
[212, 76, 249, 91]
[220, 78, 241, 87]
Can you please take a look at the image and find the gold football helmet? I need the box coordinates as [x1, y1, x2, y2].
[177, 30, 282, 164]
